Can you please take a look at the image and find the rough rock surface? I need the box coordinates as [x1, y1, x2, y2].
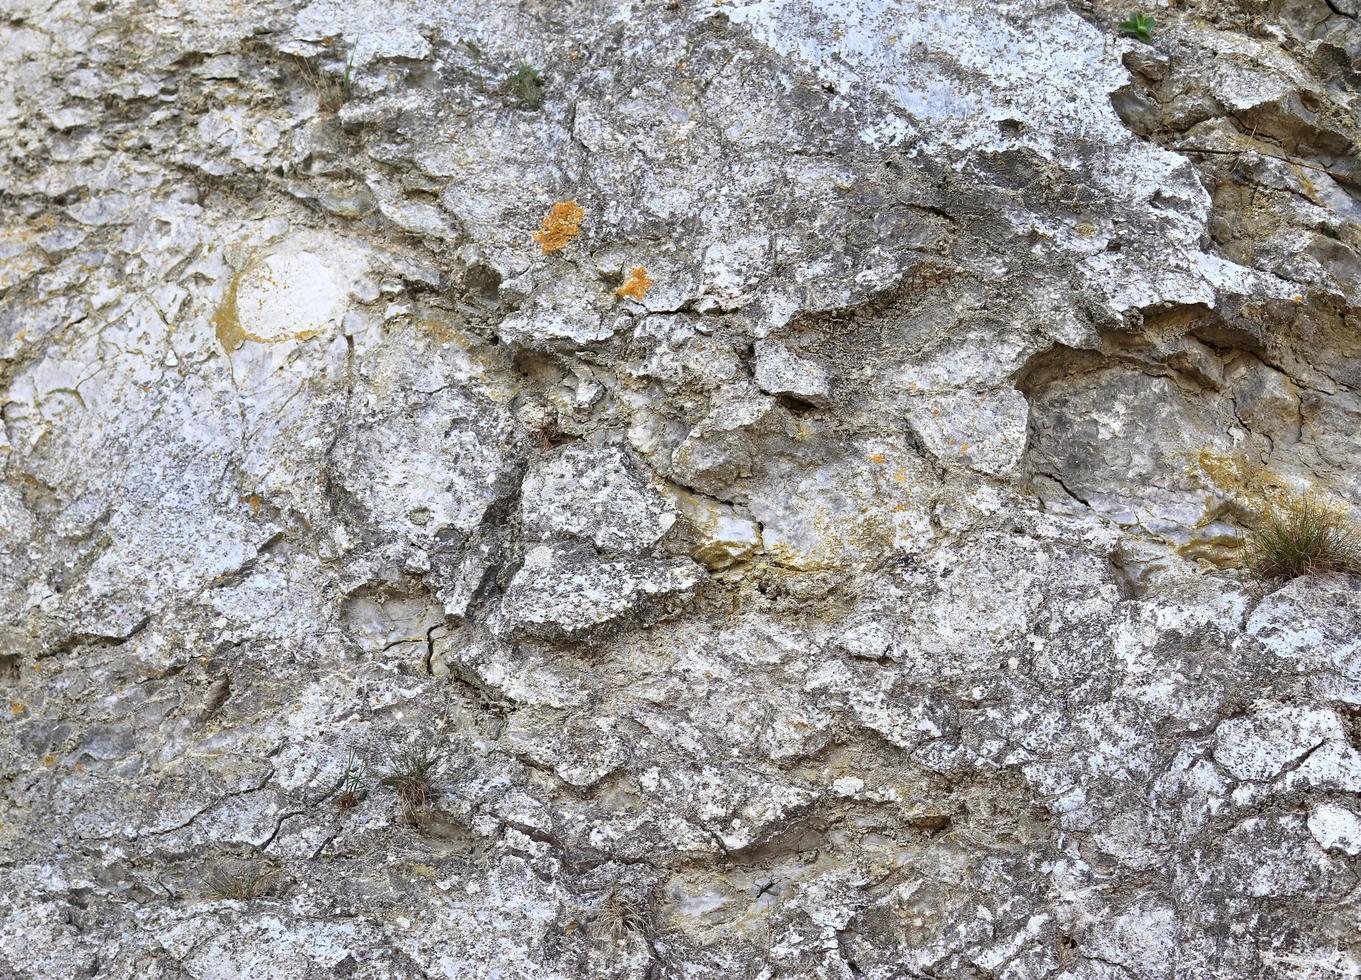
[3, 0, 1361, 977]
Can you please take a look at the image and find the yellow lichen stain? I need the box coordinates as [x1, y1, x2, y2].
[1192, 449, 1271, 501]
[1075, 221, 1097, 237]
[9, 702, 25, 716]
[868, 453, 886, 464]
[615, 266, 653, 302]
[246, 494, 263, 515]
[1176, 530, 1244, 569]
[43, 755, 56, 767]
[416, 315, 463, 343]
[1179, 448, 1306, 568]
[532, 200, 585, 254]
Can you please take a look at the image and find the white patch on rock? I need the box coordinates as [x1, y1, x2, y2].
[1307, 802, 1361, 856]
[520, 444, 675, 554]
[1213, 703, 1343, 781]
[226, 239, 373, 348]
[235, 250, 348, 341]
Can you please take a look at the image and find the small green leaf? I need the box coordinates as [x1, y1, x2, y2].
[1119, 12, 1156, 44]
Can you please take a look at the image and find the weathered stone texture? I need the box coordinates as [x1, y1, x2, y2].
[4, 0, 1361, 976]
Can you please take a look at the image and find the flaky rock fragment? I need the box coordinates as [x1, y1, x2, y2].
[495, 543, 704, 642]
[753, 340, 832, 407]
[670, 390, 789, 497]
[665, 486, 763, 570]
[905, 388, 1029, 478]
[520, 443, 675, 554]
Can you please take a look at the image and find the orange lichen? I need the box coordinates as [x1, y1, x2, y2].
[532, 200, 585, 254]
[615, 265, 653, 301]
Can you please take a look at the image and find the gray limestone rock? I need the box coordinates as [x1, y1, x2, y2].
[495, 543, 705, 643]
[5, 0, 1361, 976]
[520, 443, 675, 555]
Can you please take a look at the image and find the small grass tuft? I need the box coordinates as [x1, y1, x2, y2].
[506, 62, 545, 110]
[335, 749, 369, 811]
[295, 53, 353, 113]
[207, 866, 278, 901]
[590, 890, 649, 941]
[1242, 491, 1361, 581]
[382, 746, 438, 811]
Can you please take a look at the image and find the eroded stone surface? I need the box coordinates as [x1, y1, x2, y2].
[520, 443, 675, 555]
[5, 0, 1361, 976]
[495, 543, 705, 643]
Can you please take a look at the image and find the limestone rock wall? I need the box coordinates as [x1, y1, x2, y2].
[3, 0, 1361, 977]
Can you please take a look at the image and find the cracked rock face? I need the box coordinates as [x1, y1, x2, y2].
[4, 0, 1361, 977]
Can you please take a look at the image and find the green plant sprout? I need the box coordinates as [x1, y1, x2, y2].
[1119, 12, 1156, 44]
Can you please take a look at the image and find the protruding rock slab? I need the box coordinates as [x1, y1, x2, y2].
[495, 543, 705, 643]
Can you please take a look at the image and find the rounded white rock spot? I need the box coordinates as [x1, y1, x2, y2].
[1308, 802, 1361, 856]
[234, 249, 349, 342]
